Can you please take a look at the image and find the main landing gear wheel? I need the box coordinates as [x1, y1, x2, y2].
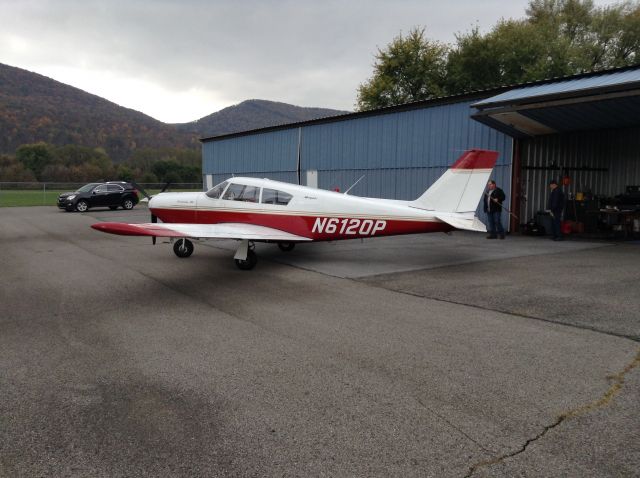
[277, 242, 295, 252]
[235, 249, 257, 270]
[173, 238, 194, 258]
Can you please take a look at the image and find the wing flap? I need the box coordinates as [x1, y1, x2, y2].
[91, 222, 311, 241]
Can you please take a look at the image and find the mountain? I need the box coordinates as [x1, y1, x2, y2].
[175, 99, 349, 138]
[0, 63, 349, 161]
[0, 63, 197, 161]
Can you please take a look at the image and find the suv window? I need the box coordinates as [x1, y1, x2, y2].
[223, 183, 260, 202]
[107, 184, 124, 192]
[206, 181, 228, 199]
[261, 188, 293, 206]
[77, 183, 101, 193]
[94, 185, 108, 193]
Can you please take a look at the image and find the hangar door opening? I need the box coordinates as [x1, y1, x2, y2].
[472, 66, 640, 233]
[519, 127, 640, 227]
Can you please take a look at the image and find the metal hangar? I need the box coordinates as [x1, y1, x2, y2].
[201, 64, 640, 232]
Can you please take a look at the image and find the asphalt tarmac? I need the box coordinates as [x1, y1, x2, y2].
[1, 206, 638, 477]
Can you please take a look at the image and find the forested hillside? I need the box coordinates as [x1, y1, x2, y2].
[0, 63, 198, 161]
[0, 63, 346, 183]
[176, 99, 348, 137]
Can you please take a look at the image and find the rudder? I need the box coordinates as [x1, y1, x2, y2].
[411, 149, 499, 213]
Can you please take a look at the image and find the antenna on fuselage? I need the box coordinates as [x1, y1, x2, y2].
[344, 175, 365, 195]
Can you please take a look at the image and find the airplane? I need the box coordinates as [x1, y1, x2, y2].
[91, 149, 499, 270]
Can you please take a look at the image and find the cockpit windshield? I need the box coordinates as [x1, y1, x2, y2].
[205, 181, 229, 199]
[206, 180, 293, 206]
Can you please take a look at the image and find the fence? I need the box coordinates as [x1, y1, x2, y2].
[0, 182, 204, 207]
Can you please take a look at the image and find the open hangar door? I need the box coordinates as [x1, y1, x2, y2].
[472, 66, 640, 236]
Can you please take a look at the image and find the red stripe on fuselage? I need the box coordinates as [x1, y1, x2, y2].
[151, 208, 452, 240]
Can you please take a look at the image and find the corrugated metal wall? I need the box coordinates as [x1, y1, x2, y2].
[299, 101, 511, 201]
[202, 128, 300, 185]
[520, 126, 640, 222]
[202, 99, 513, 221]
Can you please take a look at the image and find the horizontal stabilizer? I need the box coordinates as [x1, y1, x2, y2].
[435, 213, 487, 232]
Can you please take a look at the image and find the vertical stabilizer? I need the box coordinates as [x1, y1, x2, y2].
[411, 149, 499, 213]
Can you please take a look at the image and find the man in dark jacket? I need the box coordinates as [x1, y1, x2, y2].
[547, 179, 565, 241]
[483, 180, 506, 239]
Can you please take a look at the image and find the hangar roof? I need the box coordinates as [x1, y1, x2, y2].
[201, 64, 640, 143]
[200, 89, 494, 142]
[471, 65, 640, 137]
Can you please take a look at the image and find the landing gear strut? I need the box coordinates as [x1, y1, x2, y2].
[234, 240, 257, 270]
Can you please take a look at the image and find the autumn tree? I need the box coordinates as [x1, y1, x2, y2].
[0, 155, 37, 181]
[357, 1, 640, 109]
[16, 143, 55, 180]
[356, 28, 448, 110]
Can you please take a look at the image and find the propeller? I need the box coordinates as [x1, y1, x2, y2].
[131, 181, 171, 245]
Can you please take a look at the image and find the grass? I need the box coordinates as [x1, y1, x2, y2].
[0, 189, 202, 207]
[0, 190, 62, 207]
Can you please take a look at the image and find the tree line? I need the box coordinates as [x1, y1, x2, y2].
[357, 0, 640, 110]
[0, 143, 201, 184]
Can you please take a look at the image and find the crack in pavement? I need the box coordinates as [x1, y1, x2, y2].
[464, 349, 640, 477]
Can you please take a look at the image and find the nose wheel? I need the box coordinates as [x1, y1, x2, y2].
[173, 238, 194, 258]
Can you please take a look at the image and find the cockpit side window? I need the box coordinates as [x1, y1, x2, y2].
[239, 185, 259, 202]
[261, 188, 293, 206]
[222, 183, 260, 202]
[205, 181, 229, 199]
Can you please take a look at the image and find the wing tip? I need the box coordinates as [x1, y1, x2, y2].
[91, 222, 155, 236]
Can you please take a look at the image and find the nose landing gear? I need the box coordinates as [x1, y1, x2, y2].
[234, 240, 257, 270]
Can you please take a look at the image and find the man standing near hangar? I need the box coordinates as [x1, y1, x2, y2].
[484, 180, 506, 239]
[547, 179, 565, 241]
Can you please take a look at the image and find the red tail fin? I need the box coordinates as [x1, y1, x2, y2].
[451, 149, 499, 170]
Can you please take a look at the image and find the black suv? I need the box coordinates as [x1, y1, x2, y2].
[57, 181, 140, 212]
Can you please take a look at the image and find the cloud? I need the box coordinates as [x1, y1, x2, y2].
[4, 0, 600, 121]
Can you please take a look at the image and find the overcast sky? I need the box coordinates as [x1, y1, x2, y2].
[0, 0, 621, 123]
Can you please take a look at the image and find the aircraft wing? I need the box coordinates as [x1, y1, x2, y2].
[91, 222, 312, 242]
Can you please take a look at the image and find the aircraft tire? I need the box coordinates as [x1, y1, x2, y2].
[277, 242, 295, 252]
[173, 238, 194, 258]
[235, 250, 257, 270]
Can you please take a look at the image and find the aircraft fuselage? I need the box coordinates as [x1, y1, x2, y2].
[149, 179, 452, 242]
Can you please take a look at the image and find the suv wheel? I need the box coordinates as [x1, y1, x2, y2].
[76, 200, 89, 212]
[122, 199, 134, 210]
